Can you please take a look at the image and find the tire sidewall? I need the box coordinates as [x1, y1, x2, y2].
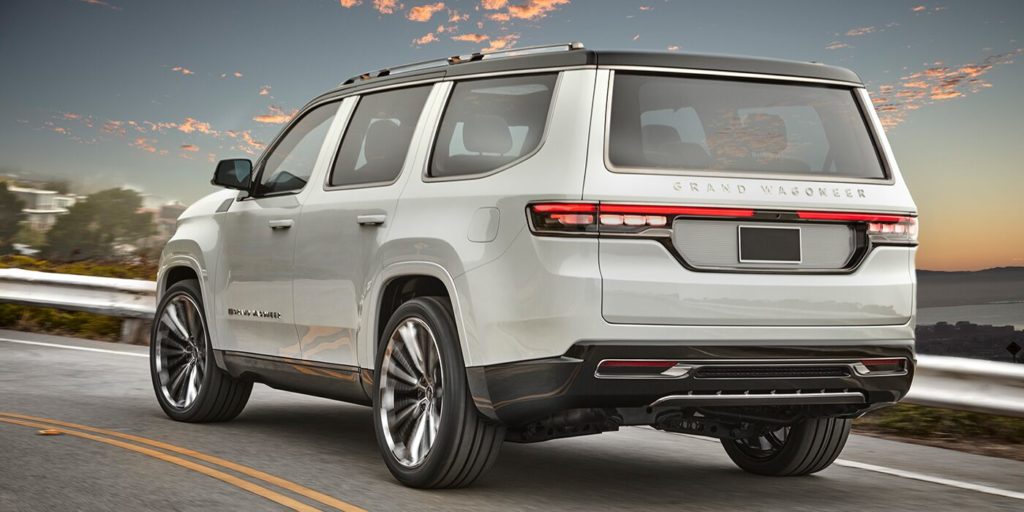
[372, 297, 470, 487]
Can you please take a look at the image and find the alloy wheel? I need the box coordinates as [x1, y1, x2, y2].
[154, 292, 208, 410]
[378, 317, 444, 468]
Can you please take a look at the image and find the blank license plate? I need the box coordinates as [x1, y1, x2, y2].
[738, 226, 802, 263]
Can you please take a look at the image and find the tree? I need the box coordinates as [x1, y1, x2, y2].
[42, 180, 71, 194]
[42, 188, 155, 262]
[0, 182, 27, 254]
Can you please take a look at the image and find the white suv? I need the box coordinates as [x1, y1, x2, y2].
[151, 43, 918, 488]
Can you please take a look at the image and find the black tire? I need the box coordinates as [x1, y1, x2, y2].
[721, 417, 851, 476]
[373, 297, 505, 489]
[150, 279, 252, 423]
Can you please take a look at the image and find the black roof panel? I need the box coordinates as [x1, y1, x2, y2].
[313, 48, 862, 104]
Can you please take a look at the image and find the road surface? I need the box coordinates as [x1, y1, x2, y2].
[2, 329, 1022, 511]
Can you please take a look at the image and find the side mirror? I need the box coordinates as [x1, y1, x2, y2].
[211, 159, 253, 191]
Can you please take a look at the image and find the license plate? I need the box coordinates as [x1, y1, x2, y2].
[738, 226, 802, 264]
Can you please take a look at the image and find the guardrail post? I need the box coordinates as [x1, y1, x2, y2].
[120, 318, 151, 345]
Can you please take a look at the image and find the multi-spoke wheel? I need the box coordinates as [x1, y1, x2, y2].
[721, 417, 852, 476]
[150, 279, 252, 423]
[378, 317, 444, 468]
[154, 292, 207, 409]
[373, 297, 505, 488]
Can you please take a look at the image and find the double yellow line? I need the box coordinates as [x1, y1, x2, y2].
[0, 412, 365, 512]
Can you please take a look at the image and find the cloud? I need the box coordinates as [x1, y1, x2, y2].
[373, 0, 399, 14]
[487, 12, 510, 21]
[667, 45, 680, 52]
[339, 0, 361, 6]
[912, 5, 926, 11]
[79, 0, 120, 10]
[131, 137, 162, 154]
[101, 120, 127, 136]
[845, 26, 876, 37]
[871, 49, 1021, 128]
[238, 131, 266, 156]
[407, 2, 445, 22]
[482, 0, 507, 8]
[62, 112, 82, 120]
[170, 66, 194, 76]
[448, 10, 468, 22]
[639, 5, 652, 10]
[632, 34, 639, 41]
[259, 85, 271, 96]
[413, 32, 439, 45]
[825, 41, 851, 50]
[252, 105, 297, 124]
[483, 34, 519, 52]
[506, 0, 570, 20]
[452, 33, 489, 43]
[176, 117, 218, 135]
[220, 71, 244, 78]
[180, 144, 199, 152]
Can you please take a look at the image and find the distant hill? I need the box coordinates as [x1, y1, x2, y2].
[917, 267, 1024, 308]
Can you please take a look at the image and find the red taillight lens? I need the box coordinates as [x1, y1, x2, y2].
[528, 203, 599, 235]
[798, 211, 918, 245]
[528, 203, 756, 236]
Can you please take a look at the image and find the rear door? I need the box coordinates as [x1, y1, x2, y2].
[584, 69, 917, 326]
[292, 85, 436, 367]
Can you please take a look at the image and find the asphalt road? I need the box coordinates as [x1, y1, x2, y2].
[2, 329, 1022, 512]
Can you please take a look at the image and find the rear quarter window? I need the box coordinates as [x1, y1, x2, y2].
[430, 74, 557, 179]
[608, 73, 886, 180]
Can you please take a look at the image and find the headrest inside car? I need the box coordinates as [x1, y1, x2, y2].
[364, 119, 402, 161]
[463, 114, 513, 155]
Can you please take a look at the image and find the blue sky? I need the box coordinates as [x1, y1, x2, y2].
[1, 0, 1022, 270]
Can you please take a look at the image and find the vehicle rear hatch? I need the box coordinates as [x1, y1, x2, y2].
[582, 69, 917, 326]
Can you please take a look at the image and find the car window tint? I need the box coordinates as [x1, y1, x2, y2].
[257, 101, 339, 195]
[330, 86, 432, 187]
[430, 74, 557, 178]
[609, 73, 885, 179]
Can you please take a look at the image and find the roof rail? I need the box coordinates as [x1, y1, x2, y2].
[341, 41, 584, 86]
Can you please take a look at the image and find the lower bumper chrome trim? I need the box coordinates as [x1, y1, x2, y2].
[650, 391, 866, 408]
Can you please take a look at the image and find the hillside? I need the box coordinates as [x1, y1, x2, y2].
[917, 267, 1024, 308]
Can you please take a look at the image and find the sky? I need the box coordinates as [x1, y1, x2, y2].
[0, 0, 1022, 271]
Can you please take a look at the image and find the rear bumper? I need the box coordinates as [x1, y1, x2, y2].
[467, 341, 915, 426]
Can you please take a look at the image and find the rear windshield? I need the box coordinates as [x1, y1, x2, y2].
[608, 73, 886, 180]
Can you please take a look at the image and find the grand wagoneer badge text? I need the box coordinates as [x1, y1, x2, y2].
[227, 308, 282, 319]
[674, 181, 867, 199]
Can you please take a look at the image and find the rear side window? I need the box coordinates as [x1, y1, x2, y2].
[608, 73, 886, 180]
[430, 74, 557, 178]
[330, 85, 432, 187]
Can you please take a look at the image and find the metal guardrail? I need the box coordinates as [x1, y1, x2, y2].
[1, 269, 1022, 418]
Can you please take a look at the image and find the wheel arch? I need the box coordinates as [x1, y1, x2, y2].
[363, 262, 472, 371]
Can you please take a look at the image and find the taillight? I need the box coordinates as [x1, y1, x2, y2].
[528, 203, 918, 245]
[528, 203, 755, 235]
[527, 203, 598, 235]
[796, 211, 917, 245]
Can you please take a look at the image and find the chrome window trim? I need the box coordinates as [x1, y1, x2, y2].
[322, 84, 436, 192]
[422, 71, 564, 183]
[600, 70, 896, 186]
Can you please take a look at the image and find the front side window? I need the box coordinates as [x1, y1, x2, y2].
[430, 74, 557, 178]
[330, 86, 432, 187]
[608, 73, 886, 180]
[256, 101, 339, 195]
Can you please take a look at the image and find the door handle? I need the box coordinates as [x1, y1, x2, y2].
[356, 214, 387, 226]
[268, 219, 294, 230]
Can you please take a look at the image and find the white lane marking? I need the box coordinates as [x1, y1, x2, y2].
[656, 428, 1024, 501]
[0, 338, 147, 358]
[834, 459, 1024, 501]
